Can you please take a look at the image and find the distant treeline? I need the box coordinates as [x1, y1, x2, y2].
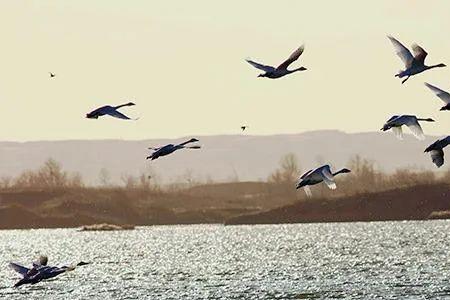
[0, 155, 448, 199]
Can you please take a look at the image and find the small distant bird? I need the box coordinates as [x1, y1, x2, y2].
[387, 36, 446, 84]
[9, 255, 89, 287]
[241, 126, 248, 131]
[296, 164, 351, 197]
[246, 45, 307, 79]
[381, 115, 434, 140]
[86, 102, 137, 120]
[49, 72, 56, 78]
[147, 138, 201, 160]
[424, 83, 450, 111]
[424, 136, 450, 168]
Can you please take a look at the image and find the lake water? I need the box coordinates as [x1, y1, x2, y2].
[0, 221, 450, 299]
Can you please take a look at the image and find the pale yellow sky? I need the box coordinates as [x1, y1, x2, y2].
[0, 1, 449, 141]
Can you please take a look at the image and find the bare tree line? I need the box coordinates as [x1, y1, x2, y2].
[0, 156, 447, 199]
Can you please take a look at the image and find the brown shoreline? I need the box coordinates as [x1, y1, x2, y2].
[0, 183, 448, 230]
[225, 184, 450, 225]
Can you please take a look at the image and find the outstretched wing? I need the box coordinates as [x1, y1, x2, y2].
[405, 119, 425, 140]
[430, 149, 444, 167]
[424, 83, 450, 104]
[9, 263, 30, 277]
[303, 186, 312, 198]
[320, 166, 337, 190]
[386, 115, 400, 123]
[300, 169, 313, 179]
[387, 36, 414, 68]
[245, 59, 275, 72]
[411, 44, 428, 64]
[276, 45, 304, 70]
[407, 124, 425, 140]
[392, 126, 404, 140]
[107, 110, 135, 120]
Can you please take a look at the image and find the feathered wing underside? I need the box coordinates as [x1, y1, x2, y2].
[424, 83, 450, 104]
[303, 185, 312, 198]
[245, 59, 275, 72]
[405, 120, 425, 140]
[107, 110, 134, 120]
[392, 126, 404, 140]
[320, 167, 337, 190]
[430, 149, 444, 167]
[9, 263, 30, 277]
[387, 36, 414, 68]
[411, 43, 428, 63]
[276, 45, 304, 70]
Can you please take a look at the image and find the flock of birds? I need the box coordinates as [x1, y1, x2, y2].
[7, 35, 450, 287]
[246, 35, 450, 197]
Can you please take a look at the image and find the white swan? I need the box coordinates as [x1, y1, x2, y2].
[86, 102, 137, 120]
[246, 45, 306, 79]
[147, 138, 201, 160]
[387, 36, 446, 84]
[9, 255, 89, 287]
[296, 164, 351, 197]
[424, 83, 450, 111]
[381, 115, 434, 140]
[424, 136, 450, 168]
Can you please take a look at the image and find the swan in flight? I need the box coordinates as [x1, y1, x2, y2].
[147, 138, 201, 160]
[387, 36, 446, 84]
[86, 102, 137, 120]
[9, 255, 89, 287]
[381, 115, 434, 140]
[424, 83, 450, 111]
[424, 136, 450, 168]
[246, 45, 307, 79]
[296, 164, 351, 197]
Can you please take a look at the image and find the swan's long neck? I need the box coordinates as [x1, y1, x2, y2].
[178, 139, 195, 147]
[426, 63, 446, 70]
[291, 67, 307, 73]
[332, 169, 347, 176]
[114, 103, 132, 109]
[417, 118, 433, 122]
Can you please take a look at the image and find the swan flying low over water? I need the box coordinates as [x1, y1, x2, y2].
[381, 115, 434, 140]
[9, 255, 89, 287]
[147, 138, 201, 160]
[424, 136, 450, 168]
[86, 102, 137, 120]
[296, 164, 351, 197]
[424, 83, 450, 111]
[246, 45, 307, 79]
[387, 36, 446, 84]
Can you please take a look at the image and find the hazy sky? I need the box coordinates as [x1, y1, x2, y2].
[0, 1, 449, 141]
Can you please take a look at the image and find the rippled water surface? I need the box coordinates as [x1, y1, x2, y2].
[1, 221, 450, 299]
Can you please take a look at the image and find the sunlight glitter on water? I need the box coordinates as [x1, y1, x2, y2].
[1, 221, 450, 299]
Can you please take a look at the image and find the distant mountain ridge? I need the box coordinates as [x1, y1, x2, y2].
[0, 130, 444, 185]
